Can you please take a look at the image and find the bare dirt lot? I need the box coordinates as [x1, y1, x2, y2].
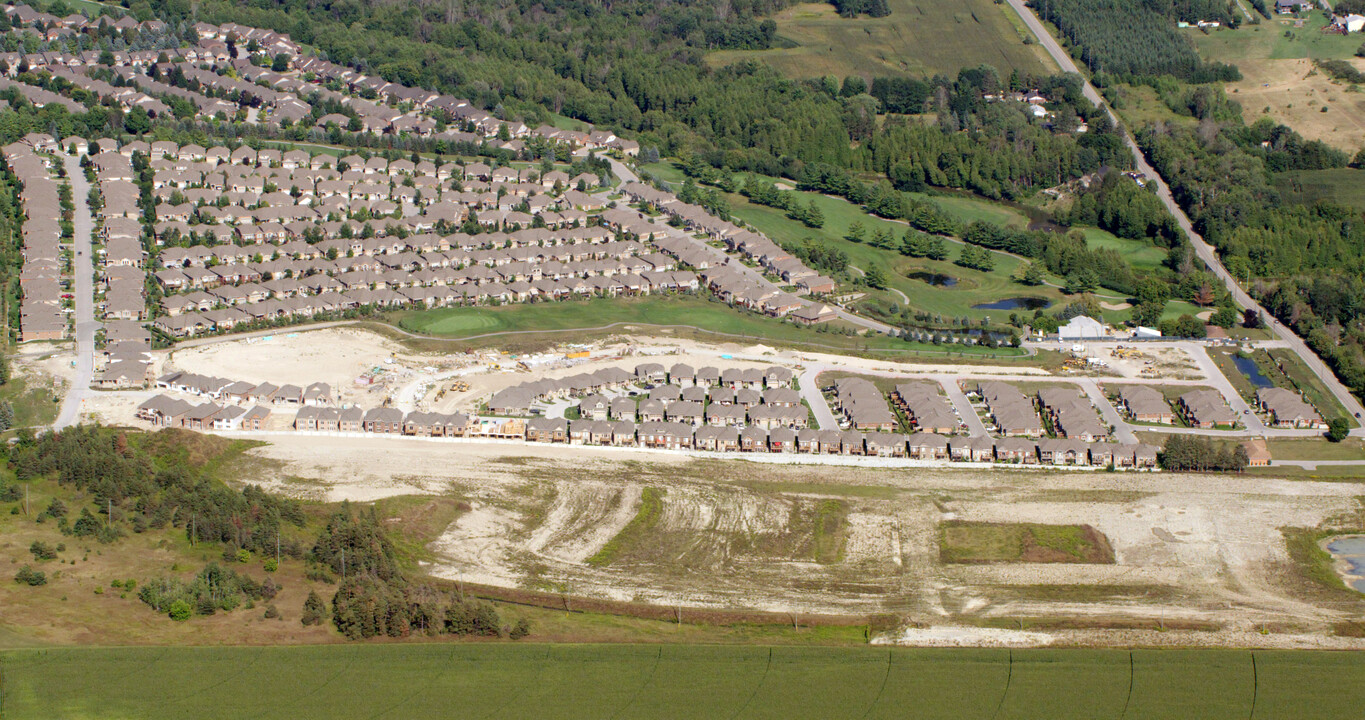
[230, 432, 1365, 649]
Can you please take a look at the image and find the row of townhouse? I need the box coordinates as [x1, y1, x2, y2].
[136, 394, 272, 431]
[1113, 385, 1175, 424]
[1176, 389, 1239, 429]
[1256, 387, 1326, 429]
[828, 377, 898, 431]
[486, 364, 795, 415]
[620, 182, 835, 297]
[276, 406, 1160, 468]
[0, 75, 84, 113]
[85, 143, 149, 327]
[577, 393, 806, 429]
[6, 5, 645, 152]
[890, 382, 962, 435]
[975, 381, 1046, 437]
[46, 68, 169, 116]
[153, 371, 336, 406]
[1035, 386, 1109, 442]
[4, 3, 166, 40]
[4, 138, 66, 341]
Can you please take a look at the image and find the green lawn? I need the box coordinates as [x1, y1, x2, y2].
[635, 162, 1162, 327]
[1080, 227, 1167, 270]
[4, 644, 1365, 719]
[706, 0, 1054, 79]
[1264, 437, 1365, 461]
[392, 295, 1025, 357]
[1191, 14, 1365, 63]
[1274, 168, 1365, 212]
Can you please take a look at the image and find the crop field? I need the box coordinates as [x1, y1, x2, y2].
[706, 0, 1053, 79]
[391, 295, 1023, 357]
[1274, 168, 1365, 212]
[3, 644, 1365, 719]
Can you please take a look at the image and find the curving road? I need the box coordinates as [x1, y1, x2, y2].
[1005, 0, 1365, 432]
[54, 152, 95, 430]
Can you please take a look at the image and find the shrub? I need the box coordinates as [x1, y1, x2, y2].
[168, 600, 192, 621]
[29, 540, 58, 561]
[14, 565, 46, 586]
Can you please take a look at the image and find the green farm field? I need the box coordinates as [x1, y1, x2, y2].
[4, 644, 1365, 719]
[706, 0, 1054, 79]
[391, 295, 1026, 358]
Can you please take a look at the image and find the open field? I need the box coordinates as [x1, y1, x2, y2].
[940, 522, 1115, 564]
[4, 644, 1365, 719]
[1186, 9, 1365, 150]
[706, 0, 1053, 79]
[1220, 56, 1365, 151]
[1191, 14, 1365, 64]
[1274, 168, 1365, 211]
[392, 295, 1022, 357]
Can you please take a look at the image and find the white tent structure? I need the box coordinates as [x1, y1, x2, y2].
[1059, 315, 1106, 340]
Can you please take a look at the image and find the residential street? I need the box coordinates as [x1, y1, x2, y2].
[1005, 0, 1365, 431]
[54, 152, 94, 430]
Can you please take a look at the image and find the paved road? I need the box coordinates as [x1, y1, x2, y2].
[797, 368, 838, 430]
[1079, 378, 1137, 444]
[1005, 0, 1365, 433]
[54, 153, 95, 430]
[939, 377, 991, 436]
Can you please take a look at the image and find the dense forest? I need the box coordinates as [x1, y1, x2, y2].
[1139, 117, 1365, 399]
[1030, 0, 1241, 81]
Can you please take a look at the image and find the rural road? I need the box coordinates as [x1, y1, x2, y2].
[1005, 0, 1365, 433]
[54, 152, 95, 431]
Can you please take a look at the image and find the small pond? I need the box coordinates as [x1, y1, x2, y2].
[1326, 535, 1365, 593]
[906, 271, 958, 287]
[1230, 353, 1274, 389]
[972, 297, 1052, 311]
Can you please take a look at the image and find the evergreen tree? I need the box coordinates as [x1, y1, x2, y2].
[301, 590, 326, 626]
[844, 221, 865, 243]
[803, 200, 824, 228]
[926, 237, 949, 261]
